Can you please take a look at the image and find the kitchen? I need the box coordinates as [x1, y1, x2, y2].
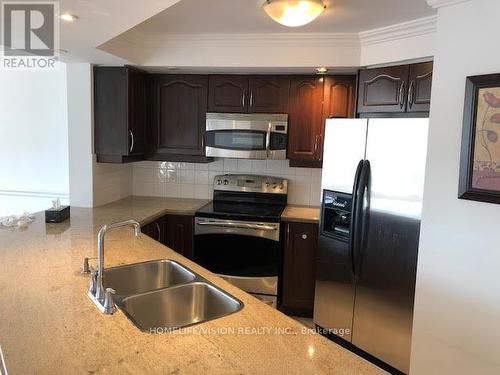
[1, 1, 499, 375]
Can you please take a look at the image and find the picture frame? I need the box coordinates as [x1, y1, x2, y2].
[459, 74, 500, 204]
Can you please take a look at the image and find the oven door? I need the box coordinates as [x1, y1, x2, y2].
[194, 217, 281, 296]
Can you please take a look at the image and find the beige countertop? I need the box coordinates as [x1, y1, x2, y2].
[0, 197, 382, 375]
[281, 205, 321, 224]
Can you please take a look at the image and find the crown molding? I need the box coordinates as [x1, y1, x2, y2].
[359, 15, 437, 46]
[123, 31, 360, 48]
[426, 0, 470, 8]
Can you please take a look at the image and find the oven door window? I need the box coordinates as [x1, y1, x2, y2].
[194, 233, 280, 277]
[206, 130, 266, 150]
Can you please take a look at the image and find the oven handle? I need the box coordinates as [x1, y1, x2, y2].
[196, 221, 278, 231]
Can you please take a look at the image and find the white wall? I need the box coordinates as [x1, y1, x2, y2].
[0, 65, 69, 216]
[66, 63, 132, 208]
[411, 1, 500, 374]
[132, 159, 322, 206]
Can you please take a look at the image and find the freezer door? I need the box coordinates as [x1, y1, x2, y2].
[321, 119, 368, 194]
[313, 234, 355, 342]
[351, 118, 429, 374]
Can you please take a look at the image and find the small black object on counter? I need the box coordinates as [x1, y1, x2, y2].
[45, 205, 70, 223]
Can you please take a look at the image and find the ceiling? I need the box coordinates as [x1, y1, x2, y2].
[128, 0, 436, 37]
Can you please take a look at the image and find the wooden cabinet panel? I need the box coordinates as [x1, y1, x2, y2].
[208, 75, 248, 113]
[142, 217, 165, 243]
[282, 222, 318, 315]
[407, 62, 433, 113]
[323, 75, 356, 119]
[155, 75, 207, 156]
[128, 68, 149, 155]
[94, 66, 149, 160]
[287, 76, 324, 162]
[248, 76, 289, 113]
[165, 215, 194, 259]
[357, 65, 409, 113]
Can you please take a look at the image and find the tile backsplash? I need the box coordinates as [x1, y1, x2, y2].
[132, 159, 322, 206]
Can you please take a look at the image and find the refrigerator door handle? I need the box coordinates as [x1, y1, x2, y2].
[352, 160, 371, 279]
[349, 160, 364, 276]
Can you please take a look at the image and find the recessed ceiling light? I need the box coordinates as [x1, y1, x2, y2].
[316, 67, 328, 74]
[263, 0, 326, 27]
[60, 14, 78, 22]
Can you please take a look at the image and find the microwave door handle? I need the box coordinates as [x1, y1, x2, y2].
[265, 122, 271, 157]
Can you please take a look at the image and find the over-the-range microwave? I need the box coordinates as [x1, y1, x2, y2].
[205, 113, 288, 160]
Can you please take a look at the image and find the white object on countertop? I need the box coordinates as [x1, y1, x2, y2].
[0, 212, 35, 228]
[52, 198, 61, 210]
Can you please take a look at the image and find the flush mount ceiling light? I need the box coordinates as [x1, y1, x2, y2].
[263, 0, 326, 27]
[60, 13, 78, 22]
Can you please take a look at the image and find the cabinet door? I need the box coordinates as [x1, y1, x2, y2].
[248, 76, 289, 113]
[142, 218, 164, 243]
[357, 65, 409, 113]
[323, 75, 356, 119]
[282, 222, 318, 314]
[407, 62, 433, 113]
[165, 215, 194, 259]
[128, 68, 149, 155]
[287, 76, 324, 162]
[208, 75, 248, 113]
[155, 75, 207, 156]
[94, 66, 150, 159]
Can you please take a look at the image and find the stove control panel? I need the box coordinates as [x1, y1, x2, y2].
[213, 174, 288, 195]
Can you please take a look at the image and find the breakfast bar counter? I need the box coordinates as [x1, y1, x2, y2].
[0, 197, 383, 374]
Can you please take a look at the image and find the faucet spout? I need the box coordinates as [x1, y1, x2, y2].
[89, 219, 141, 314]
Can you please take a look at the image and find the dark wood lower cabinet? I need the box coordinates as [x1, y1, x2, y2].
[281, 221, 318, 317]
[141, 217, 165, 243]
[141, 214, 194, 259]
[164, 215, 194, 259]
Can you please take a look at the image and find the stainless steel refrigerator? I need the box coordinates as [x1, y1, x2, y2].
[313, 118, 429, 374]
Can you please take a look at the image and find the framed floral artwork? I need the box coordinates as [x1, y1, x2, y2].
[459, 74, 500, 204]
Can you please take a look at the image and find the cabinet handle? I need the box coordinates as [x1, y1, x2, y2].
[242, 92, 246, 108]
[301, 234, 308, 240]
[408, 80, 415, 109]
[155, 222, 161, 241]
[129, 130, 135, 153]
[399, 81, 406, 110]
[250, 91, 254, 107]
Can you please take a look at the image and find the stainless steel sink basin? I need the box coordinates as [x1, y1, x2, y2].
[103, 259, 196, 300]
[119, 281, 243, 332]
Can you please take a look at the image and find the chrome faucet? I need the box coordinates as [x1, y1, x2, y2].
[87, 219, 141, 314]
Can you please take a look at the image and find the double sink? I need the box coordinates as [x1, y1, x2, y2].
[102, 259, 243, 332]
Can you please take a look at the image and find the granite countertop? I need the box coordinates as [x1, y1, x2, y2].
[281, 205, 321, 224]
[0, 197, 382, 374]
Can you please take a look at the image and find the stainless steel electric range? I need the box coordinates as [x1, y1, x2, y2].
[194, 174, 288, 308]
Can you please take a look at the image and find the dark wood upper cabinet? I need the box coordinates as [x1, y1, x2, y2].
[247, 76, 289, 113]
[154, 75, 208, 156]
[407, 62, 433, 113]
[357, 62, 433, 115]
[94, 66, 149, 162]
[164, 215, 194, 259]
[357, 65, 410, 113]
[323, 75, 356, 119]
[208, 75, 248, 113]
[281, 222, 318, 316]
[287, 76, 324, 162]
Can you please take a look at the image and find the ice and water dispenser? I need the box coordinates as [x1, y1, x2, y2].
[320, 190, 352, 240]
